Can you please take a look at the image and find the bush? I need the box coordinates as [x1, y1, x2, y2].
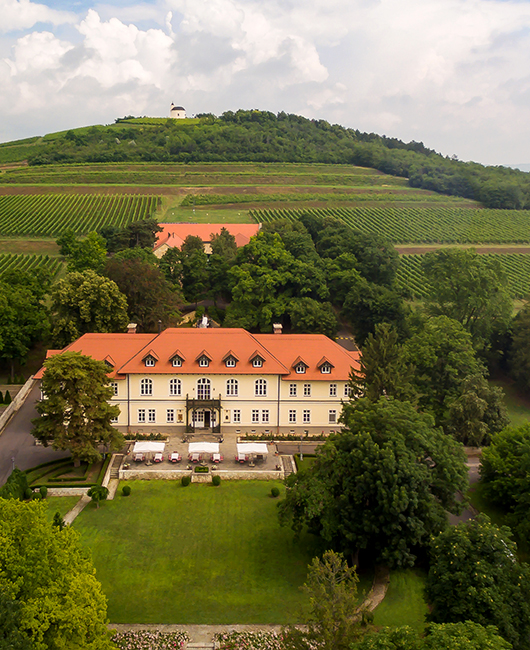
[39, 485, 48, 499]
[0, 390, 3, 404]
[4, 390, 11, 404]
[32, 492, 42, 500]
[121, 485, 131, 496]
[181, 475, 191, 487]
[24, 488, 33, 500]
[194, 466, 209, 473]
[0, 468, 30, 500]
[212, 475, 221, 486]
[271, 486, 280, 498]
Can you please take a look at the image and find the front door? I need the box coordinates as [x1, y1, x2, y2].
[204, 410, 211, 428]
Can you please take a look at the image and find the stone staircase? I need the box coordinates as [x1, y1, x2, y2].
[110, 454, 124, 479]
[187, 643, 215, 650]
[281, 455, 296, 477]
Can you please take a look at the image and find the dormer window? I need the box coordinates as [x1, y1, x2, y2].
[145, 357, 155, 367]
[252, 357, 263, 368]
[199, 357, 209, 368]
[295, 364, 306, 374]
[226, 358, 236, 368]
[172, 357, 182, 367]
[321, 364, 331, 374]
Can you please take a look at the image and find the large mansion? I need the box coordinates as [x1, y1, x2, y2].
[36, 328, 360, 434]
[153, 224, 261, 258]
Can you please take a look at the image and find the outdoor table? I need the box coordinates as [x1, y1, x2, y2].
[236, 453, 248, 463]
[211, 453, 223, 463]
[153, 453, 163, 463]
[189, 452, 201, 463]
[133, 453, 145, 462]
[169, 452, 181, 463]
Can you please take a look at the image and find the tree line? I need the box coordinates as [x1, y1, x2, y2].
[26, 110, 530, 209]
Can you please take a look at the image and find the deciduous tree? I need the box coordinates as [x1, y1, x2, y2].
[32, 351, 124, 465]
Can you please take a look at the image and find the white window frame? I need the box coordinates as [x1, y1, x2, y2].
[252, 409, 260, 423]
[233, 409, 241, 423]
[255, 379, 267, 397]
[252, 357, 263, 368]
[329, 383, 337, 397]
[167, 409, 175, 423]
[226, 379, 239, 396]
[110, 415, 119, 423]
[138, 409, 146, 423]
[197, 378, 211, 400]
[303, 409, 311, 424]
[344, 385, 353, 397]
[225, 358, 236, 368]
[321, 364, 331, 374]
[172, 357, 182, 367]
[262, 410, 270, 424]
[148, 409, 156, 423]
[169, 378, 181, 396]
[145, 357, 155, 367]
[289, 409, 297, 424]
[303, 383, 311, 397]
[329, 410, 337, 424]
[140, 378, 153, 396]
[289, 383, 297, 397]
[111, 382, 118, 396]
[199, 357, 209, 368]
[295, 364, 306, 374]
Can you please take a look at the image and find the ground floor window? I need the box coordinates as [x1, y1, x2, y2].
[167, 409, 174, 423]
[303, 409, 311, 423]
[148, 409, 156, 423]
[138, 409, 145, 423]
[289, 410, 296, 424]
[110, 415, 118, 423]
[329, 410, 337, 424]
[233, 410, 241, 423]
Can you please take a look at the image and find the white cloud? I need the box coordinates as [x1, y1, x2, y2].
[0, 0, 75, 33]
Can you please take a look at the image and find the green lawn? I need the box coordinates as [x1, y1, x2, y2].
[44, 496, 81, 523]
[161, 206, 254, 223]
[73, 480, 327, 624]
[373, 569, 428, 631]
[490, 376, 530, 426]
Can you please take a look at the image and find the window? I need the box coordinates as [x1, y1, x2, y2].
[255, 379, 267, 396]
[145, 357, 155, 367]
[262, 410, 270, 424]
[172, 357, 182, 367]
[111, 382, 118, 396]
[148, 409, 156, 423]
[167, 409, 175, 423]
[233, 410, 241, 423]
[225, 358, 236, 368]
[289, 383, 297, 397]
[140, 378, 153, 396]
[289, 410, 297, 424]
[329, 410, 337, 424]
[252, 409, 260, 423]
[199, 357, 209, 368]
[329, 383, 337, 397]
[252, 357, 263, 368]
[344, 385, 353, 397]
[192, 410, 204, 424]
[169, 378, 181, 396]
[303, 383, 311, 397]
[197, 378, 211, 400]
[321, 364, 331, 374]
[110, 415, 118, 423]
[138, 409, 146, 423]
[295, 364, 306, 374]
[303, 409, 311, 424]
[226, 379, 238, 396]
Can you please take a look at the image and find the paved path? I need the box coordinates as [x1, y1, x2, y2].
[63, 495, 91, 525]
[0, 383, 70, 486]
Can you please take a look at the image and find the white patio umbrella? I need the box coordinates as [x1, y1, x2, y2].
[188, 442, 220, 454]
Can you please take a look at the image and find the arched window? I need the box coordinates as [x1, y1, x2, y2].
[197, 378, 211, 400]
[226, 379, 238, 396]
[255, 379, 267, 397]
[140, 378, 153, 396]
[169, 378, 181, 396]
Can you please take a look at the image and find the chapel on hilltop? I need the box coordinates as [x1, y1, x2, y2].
[169, 103, 186, 119]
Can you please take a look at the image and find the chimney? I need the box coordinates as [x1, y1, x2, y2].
[127, 323, 137, 334]
[158, 320, 163, 335]
[273, 323, 282, 335]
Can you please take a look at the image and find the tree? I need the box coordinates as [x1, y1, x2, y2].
[279, 398, 467, 567]
[353, 622, 512, 650]
[422, 249, 512, 348]
[288, 298, 338, 338]
[425, 515, 530, 650]
[350, 323, 416, 403]
[65, 232, 107, 273]
[0, 498, 113, 650]
[178, 235, 209, 304]
[445, 374, 508, 446]
[479, 423, 530, 538]
[0, 591, 34, 650]
[509, 301, 530, 390]
[32, 351, 124, 465]
[87, 485, 109, 509]
[50, 270, 129, 347]
[282, 550, 361, 650]
[104, 257, 181, 331]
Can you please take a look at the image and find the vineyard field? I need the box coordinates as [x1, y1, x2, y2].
[397, 253, 530, 299]
[0, 194, 161, 236]
[0, 253, 62, 279]
[252, 206, 530, 244]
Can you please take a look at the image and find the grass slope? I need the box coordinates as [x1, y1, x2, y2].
[373, 569, 428, 630]
[73, 480, 326, 624]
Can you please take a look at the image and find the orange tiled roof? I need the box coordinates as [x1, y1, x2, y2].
[154, 224, 260, 252]
[35, 329, 360, 380]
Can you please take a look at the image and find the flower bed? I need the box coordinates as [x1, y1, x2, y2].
[112, 630, 189, 649]
[215, 631, 284, 650]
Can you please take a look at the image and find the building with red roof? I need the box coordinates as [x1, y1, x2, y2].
[153, 223, 261, 258]
[35, 327, 360, 434]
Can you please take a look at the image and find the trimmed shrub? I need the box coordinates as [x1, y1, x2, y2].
[4, 390, 11, 405]
[32, 492, 42, 500]
[39, 485, 48, 499]
[0, 469, 30, 500]
[271, 486, 280, 498]
[194, 465, 209, 473]
[0, 390, 3, 404]
[24, 488, 33, 500]
[122, 485, 131, 496]
[212, 475, 221, 486]
[181, 475, 191, 487]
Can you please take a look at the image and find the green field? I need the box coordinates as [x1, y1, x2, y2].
[73, 480, 327, 624]
[44, 496, 81, 523]
[0, 253, 62, 279]
[0, 194, 161, 236]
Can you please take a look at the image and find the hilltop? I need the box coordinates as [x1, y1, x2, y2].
[0, 109, 529, 210]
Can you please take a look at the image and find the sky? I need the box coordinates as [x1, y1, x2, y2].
[2, 0, 530, 166]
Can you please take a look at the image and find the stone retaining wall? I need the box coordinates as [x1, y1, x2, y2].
[120, 469, 284, 481]
[0, 377, 36, 434]
[47, 487, 90, 496]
